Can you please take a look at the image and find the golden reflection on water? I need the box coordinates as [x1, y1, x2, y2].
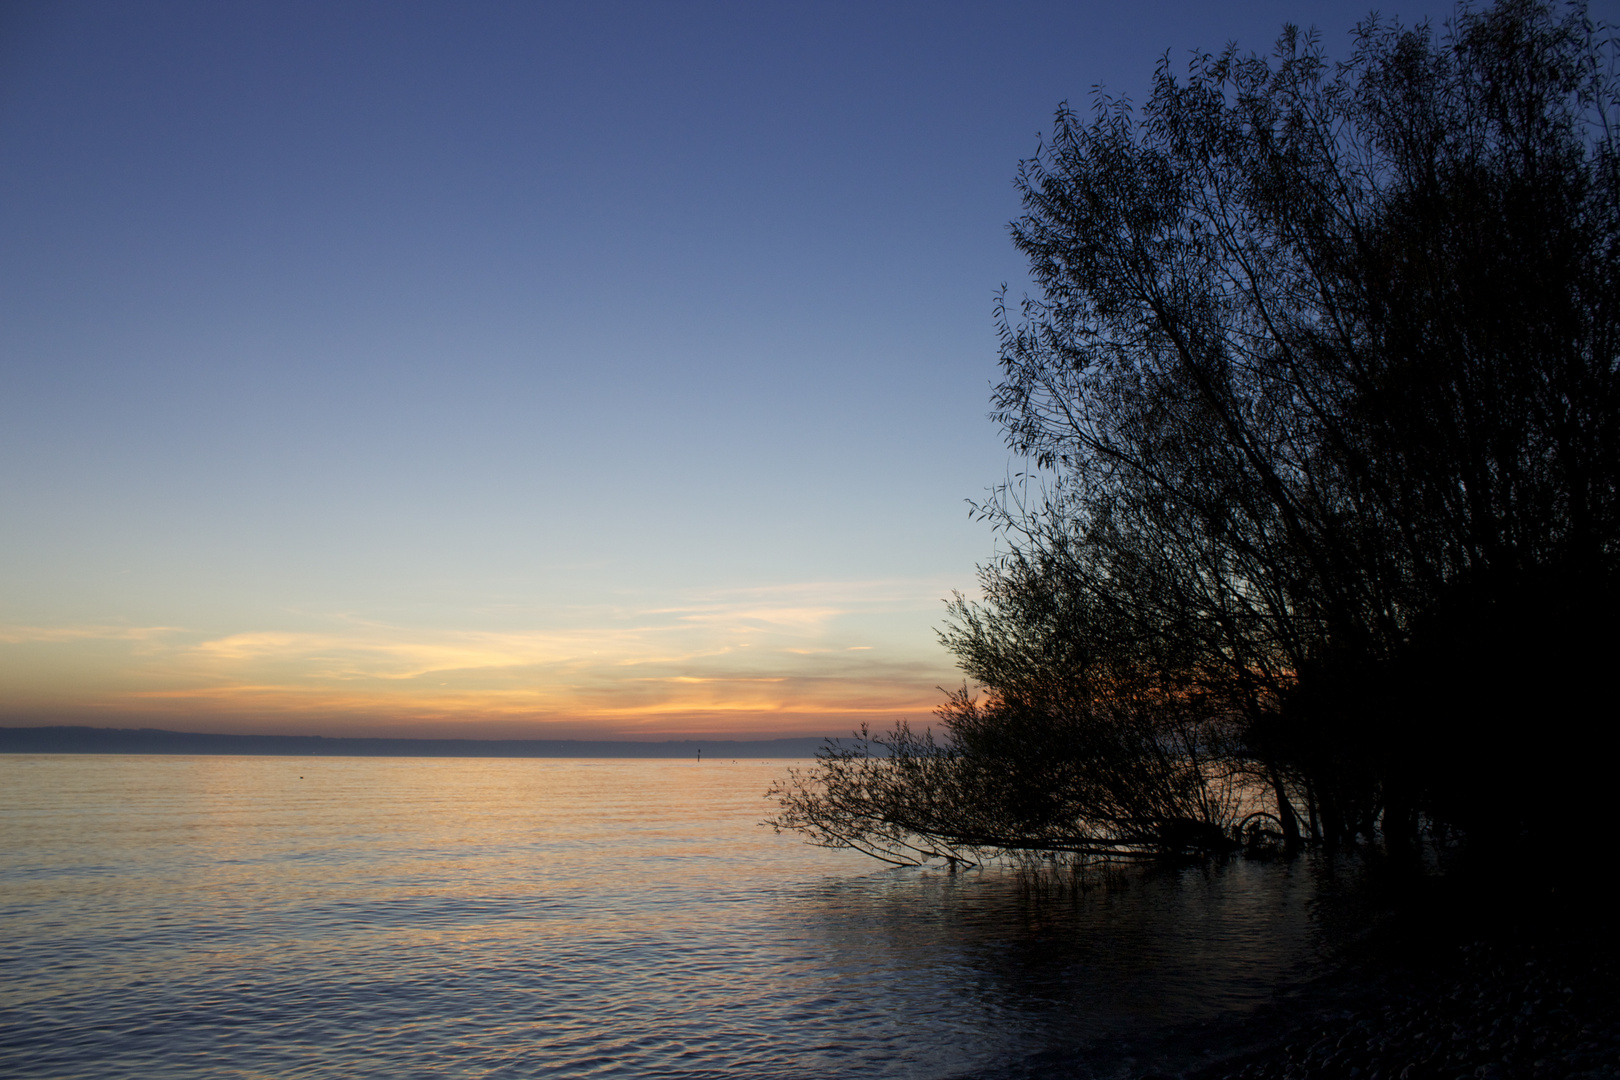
[2, 754, 1358, 1080]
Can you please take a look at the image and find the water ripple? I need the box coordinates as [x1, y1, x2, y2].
[1, 755, 1367, 1079]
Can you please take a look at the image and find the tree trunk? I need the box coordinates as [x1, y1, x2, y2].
[1268, 764, 1303, 849]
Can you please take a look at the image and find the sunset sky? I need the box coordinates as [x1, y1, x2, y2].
[0, 0, 1510, 739]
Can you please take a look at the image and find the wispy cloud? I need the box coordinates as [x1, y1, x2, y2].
[0, 624, 184, 644]
[0, 578, 963, 736]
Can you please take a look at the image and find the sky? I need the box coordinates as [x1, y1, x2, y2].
[0, 0, 1574, 740]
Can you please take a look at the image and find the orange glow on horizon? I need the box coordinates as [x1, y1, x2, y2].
[0, 580, 965, 740]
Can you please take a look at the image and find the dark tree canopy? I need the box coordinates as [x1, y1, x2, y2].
[772, 0, 1619, 866]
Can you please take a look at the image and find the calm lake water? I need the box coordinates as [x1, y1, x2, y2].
[1, 755, 1369, 1079]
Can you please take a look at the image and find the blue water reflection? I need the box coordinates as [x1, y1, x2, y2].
[0, 755, 1370, 1079]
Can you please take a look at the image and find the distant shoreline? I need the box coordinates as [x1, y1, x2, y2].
[0, 725, 831, 759]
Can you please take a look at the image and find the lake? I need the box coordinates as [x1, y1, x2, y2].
[0, 754, 1368, 1079]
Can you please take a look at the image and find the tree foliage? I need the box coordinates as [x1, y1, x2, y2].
[771, 0, 1620, 863]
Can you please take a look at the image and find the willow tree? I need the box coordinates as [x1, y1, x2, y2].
[773, 0, 1619, 863]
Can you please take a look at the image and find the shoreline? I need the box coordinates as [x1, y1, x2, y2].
[1026, 860, 1620, 1080]
[1193, 937, 1620, 1080]
[1180, 871, 1620, 1080]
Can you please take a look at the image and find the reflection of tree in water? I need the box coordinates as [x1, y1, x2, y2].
[781, 856, 1378, 1076]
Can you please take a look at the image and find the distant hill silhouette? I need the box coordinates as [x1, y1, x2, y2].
[0, 725, 829, 759]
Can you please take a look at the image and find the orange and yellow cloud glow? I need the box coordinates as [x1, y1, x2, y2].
[0, 579, 965, 739]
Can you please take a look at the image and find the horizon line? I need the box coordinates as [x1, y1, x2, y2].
[0, 724, 853, 759]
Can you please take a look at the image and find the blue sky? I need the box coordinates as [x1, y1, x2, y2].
[0, 0, 1557, 738]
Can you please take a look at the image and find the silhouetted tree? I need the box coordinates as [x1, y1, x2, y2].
[773, 0, 1618, 864]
